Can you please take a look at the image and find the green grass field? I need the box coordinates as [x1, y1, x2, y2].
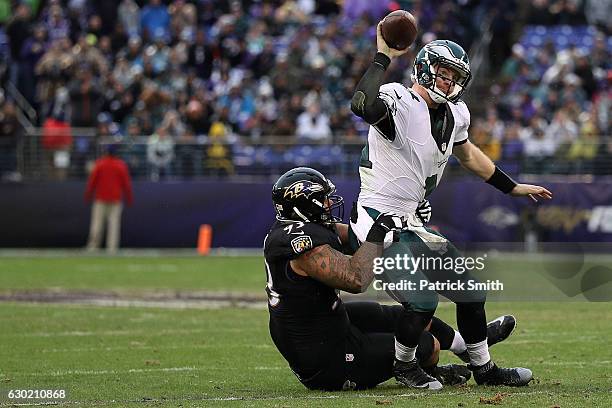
[1, 255, 611, 407]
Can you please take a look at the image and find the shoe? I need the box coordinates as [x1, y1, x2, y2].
[471, 360, 533, 386]
[393, 358, 443, 390]
[425, 364, 471, 386]
[487, 315, 516, 346]
[456, 315, 517, 362]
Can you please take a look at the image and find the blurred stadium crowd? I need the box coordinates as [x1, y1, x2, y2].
[0, 0, 610, 180]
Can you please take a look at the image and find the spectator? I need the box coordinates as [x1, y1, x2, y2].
[188, 30, 215, 79]
[521, 117, 556, 173]
[296, 102, 331, 143]
[6, 3, 32, 88]
[44, 4, 70, 44]
[69, 67, 103, 127]
[140, 0, 170, 41]
[42, 112, 73, 180]
[184, 99, 213, 136]
[470, 119, 501, 161]
[549, 0, 588, 25]
[206, 113, 234, 176]
[574, 52, 597, 99]
[118, 0, 140, 37]
[84, 144, 133, 253]
[527, 0, 556, 25]
[567, 113, 600, 171]
[501, 123, 524, 164]
[545, 108, 579, 146]
[169, 0, 197, 42]
[35, 38, 74, 118]
[19, 25, 48, 105]
[146, 124, 174, 181]
[0, 99, 21, 179]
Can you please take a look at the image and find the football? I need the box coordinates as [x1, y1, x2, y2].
[381, 10, 418, 50]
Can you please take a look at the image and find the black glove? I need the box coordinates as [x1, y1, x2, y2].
[416, 200, 432, 224]
[366, 213, 404, 243]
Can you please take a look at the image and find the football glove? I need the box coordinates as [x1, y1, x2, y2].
[366, 213, 404, 243]
[416, 199, 432, 224]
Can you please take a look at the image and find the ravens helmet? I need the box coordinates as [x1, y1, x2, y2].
[272, 167, 344, 224]
[411, 39, 472, 104]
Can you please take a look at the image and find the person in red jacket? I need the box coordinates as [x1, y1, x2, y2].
[84, 144, 133, 253]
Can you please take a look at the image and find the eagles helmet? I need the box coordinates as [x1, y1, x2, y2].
[411, 39, 472, 104]
[272, 167, 344, 224]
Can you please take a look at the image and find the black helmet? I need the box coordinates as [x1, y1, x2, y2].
[272, 167, 344, 224]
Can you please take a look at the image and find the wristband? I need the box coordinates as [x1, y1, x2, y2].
[373, 52, 391, 70]
[486, 167, 517, 194]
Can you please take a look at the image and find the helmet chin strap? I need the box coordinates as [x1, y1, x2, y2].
[427, 86, 448, 104]
[293, 207, 310, 222]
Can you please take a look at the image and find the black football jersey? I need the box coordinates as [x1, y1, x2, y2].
[263, 220, 350, 374]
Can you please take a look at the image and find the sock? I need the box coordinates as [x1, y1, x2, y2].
[428, 316, 455, 350]
[456, 302, 487, 343]
[466, 339, 491, 367]
[395, 337, 417, 362]
[450, 330, 467, 355]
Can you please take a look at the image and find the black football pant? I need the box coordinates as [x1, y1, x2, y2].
[299, 301, 436, 391]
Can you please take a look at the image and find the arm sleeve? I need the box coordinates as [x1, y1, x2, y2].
[350, 52, 392, 125]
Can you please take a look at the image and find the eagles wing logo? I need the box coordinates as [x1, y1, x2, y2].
[291, 235, 313, 254]
[283, 181, 325, 200]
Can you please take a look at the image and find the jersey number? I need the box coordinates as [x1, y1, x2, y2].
[425, 174, 438, 198]
[283, 222, 305, 234]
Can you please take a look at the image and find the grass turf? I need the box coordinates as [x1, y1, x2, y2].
[0, 255, 611, 407]
[0, 256, 264, 293]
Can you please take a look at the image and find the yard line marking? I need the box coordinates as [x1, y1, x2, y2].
[1, 327, 260, 338]
[203, 390, 554, 401]
[537, 360, 612, 366]
[27, 366, 199, 377]
[0, 298, 268, 310]
[38, 344, 274, 353]
[20, 366, 287, 377]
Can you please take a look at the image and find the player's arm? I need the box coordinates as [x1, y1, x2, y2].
[291, 214, 402, 293]
[453, 140, 553, 201]
[350, 22, 409, 126]
[291, 242, 380, 294]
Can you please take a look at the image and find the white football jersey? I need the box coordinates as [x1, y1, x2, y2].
[358, 82, 470, 217]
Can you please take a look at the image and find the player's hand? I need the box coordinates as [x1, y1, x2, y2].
[374, 212, 404, 232]
[510, 184, 553, 202]
[366, 213, 404, 243]
[376, 21, 410, 59]
[416, 200, 432, 223]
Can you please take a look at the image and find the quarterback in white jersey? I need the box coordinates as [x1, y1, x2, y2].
[349, 21, 552, 390]
[358, 81, 470, 217]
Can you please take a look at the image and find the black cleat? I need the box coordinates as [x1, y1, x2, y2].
[471, 360, 533, 386]
[393, 358, 443, 390]
[425, 364, 471, 386]
[487, 315, 517, 347]
[456, 315, 517, 363]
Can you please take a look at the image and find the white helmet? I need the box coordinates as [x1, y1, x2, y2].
[411, 39, 472, 103]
